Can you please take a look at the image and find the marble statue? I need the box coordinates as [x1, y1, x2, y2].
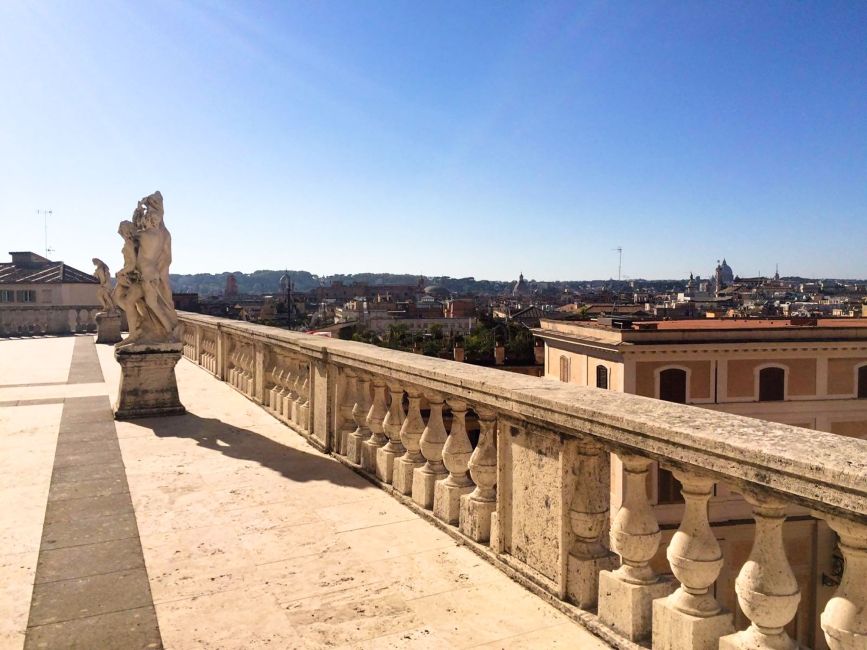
[114, 191, 180, 348]
[92, 257, 116, 312]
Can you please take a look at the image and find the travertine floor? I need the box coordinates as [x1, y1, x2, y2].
[0, 335, 609, 649]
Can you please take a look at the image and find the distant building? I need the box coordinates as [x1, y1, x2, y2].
[224, 274, 239, 298]
[0, 251, 98, 306]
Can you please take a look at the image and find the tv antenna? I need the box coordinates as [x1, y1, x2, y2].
[613, 246, 622, 281]
[37, 209, 55, 259]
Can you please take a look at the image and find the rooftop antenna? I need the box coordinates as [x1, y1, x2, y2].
[37, 209, 55, 259]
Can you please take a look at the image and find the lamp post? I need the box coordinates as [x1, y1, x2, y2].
[280, 272, 292, 330]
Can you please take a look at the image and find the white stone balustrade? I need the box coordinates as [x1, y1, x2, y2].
[433, 398, 474, 525]
[0, 305, 100, 337]
[392, 386, 425, 496]
[177, 312, 867, 650]
[346, 373, 372, 465]
[361, 378, 388, 472]
[413, 391, 449, 509]
[375, 381, 405, 483]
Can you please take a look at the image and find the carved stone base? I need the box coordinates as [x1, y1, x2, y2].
[114, 343, 185, 420]
[412, 466, 448, 510]
[459, 494, 496, 543]
[95, 312, 122, 344]
[375, 446, 401, 484]
[433, 480, 473, 525]
[653, 596, 734, 650]
[598, 570, 675, 642]
[567, 552, 618, 609]
[345, 432, 366, 465]
[361, 440, 384, 473]
[392, 457, 423, 495]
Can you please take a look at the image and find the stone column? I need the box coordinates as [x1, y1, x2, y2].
[720, 493, 801, 650]
[460, 407, 497, 543]
[818, 514, 867, 650]
[433, 399, 474, 525]
[598, 453, 674, 642]
[566, 437, 617, 609]
[361, 377, 388, 473]
[391, 387, 425, 496]
[346, 373, 372, 465]
[653, 470, 733, 650]
[413, 391, 449, 509]
[376, 382, 405, 483]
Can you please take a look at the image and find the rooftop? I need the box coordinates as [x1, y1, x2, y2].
[0, 335, 608, 649]
[0, 252, 97, 285]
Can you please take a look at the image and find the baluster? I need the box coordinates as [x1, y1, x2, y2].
[287, 360, 301, 423]
[598, 453, 674, 642]
[566, 437, 617, 609]
[361, 378, 388, 473]
[433, 398, 474, 525]
[412, 391, 449, 509]
[653, 469, 733, 650]
[297, 363, 310, 432]
[346, 373, 372, 464]
[459, 407, 497, 543]
[337, 369, 357, 456]
[375, 382, 405, 483]
[719, 493, 801, 650]
[281, 362, 296, 421]
[391, 387, 426, 495]
[818, 514, 867, 650]
[269, 367, 283, 412]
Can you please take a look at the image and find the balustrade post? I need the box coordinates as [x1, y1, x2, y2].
[598, 453, 674, 642]
[719, 493, 801, 650]
[412, 391, 449, 509]
[298, 363, 310, 432]
[391, 387, 425, 495]
[375, 382, 405, 483]
[281, 363, 296, 421]
[337, 369, 357, 456]
[194, 325, 202, 364]
[818, 514, 867, 650]
[361, 378, 388, 473]
[459, 407, 497, 543]
[254, 343, 265, 403]
[653, 469, 733, 650]
[566, 437, 617, 609]
[432, 399, 474, 525]
[346, 373, 372, 465]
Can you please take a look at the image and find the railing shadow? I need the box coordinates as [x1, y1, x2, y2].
[140, 412, 372, 490]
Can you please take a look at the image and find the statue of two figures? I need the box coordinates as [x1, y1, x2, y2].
[106, 191, 184, 419]
[96, 191, 180, 348]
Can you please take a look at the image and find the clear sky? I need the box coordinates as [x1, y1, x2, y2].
[1, 1, 865, 281]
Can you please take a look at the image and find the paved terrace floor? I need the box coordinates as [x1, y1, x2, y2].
[0, 335, 609, 650]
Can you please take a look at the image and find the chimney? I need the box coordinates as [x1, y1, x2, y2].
[534, 339, 545, 365]
[494, 341, 505, 366]
[453, 341, 465, 363]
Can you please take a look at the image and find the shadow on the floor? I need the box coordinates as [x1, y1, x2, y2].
[140, 412, 371, 489]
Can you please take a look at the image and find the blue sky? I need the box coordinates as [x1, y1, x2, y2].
[1, 1, 864, 281]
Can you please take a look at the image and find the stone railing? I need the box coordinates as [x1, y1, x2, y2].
[0, 305, 99, 337]
[177, 312, 866, 650]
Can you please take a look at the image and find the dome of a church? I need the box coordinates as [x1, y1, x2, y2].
[512, 273, 531, 297]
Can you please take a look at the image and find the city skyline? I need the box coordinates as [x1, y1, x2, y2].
[1, 2, 865, 280]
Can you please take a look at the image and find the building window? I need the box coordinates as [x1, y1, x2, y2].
[858, 366, 867, 399]
[759, 366, 786, 402]
[596, 365, 608, 389]
[559, 356, 570, 383]
[659, 368, 687, 403]
[658, 368, 687, 503]
[16, 290, 36, 303]
[0, 290, 13, 303]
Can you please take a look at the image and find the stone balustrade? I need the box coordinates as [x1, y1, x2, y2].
[177, 312, 867, 650]
[0, 305, 100, 337]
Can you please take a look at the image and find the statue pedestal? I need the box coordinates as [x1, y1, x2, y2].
[95, 311, 122, 344]
[114, 342, 185, 420]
